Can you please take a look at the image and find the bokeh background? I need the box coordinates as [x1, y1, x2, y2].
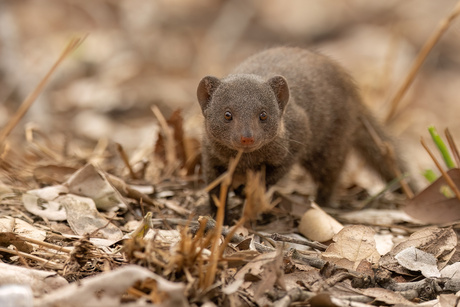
[1, 0, 460, 187]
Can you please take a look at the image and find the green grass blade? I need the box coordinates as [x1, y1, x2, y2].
[428, 125, 456, 169]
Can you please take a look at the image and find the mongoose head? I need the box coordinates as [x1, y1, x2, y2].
[197, 74, 290, 152]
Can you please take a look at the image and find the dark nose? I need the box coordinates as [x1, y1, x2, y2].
[240, 136, 254, 145]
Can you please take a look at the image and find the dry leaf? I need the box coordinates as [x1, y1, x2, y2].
[65, 163, 127, 212]
[405, 168, 460, 223]
[0, 263, 67, 297]
[0, 217, 46, 242]
[298, 203, 343, 242]
[60, 194, 123, 243]
[380, 227, 457, 274]
[35, 265, 187, 307]
[440, 262, 460, 280]
[361, 287, 415, 305]
[395, 246, 440, 278]
[322, 225, 380, 271]
[33, 165, 78, 185]
[22, 185, 68, 221]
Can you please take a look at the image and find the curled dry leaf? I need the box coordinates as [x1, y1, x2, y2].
[298, 203, 343, 242]
[22, 185, 68, 221]
[322, 225, 380, 271]
[34, 265, 188, 307]
[405, 168, 460, 223]
[0, 263, 67, 297]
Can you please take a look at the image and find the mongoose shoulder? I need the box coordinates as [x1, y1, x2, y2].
[197, 47, 403, 217]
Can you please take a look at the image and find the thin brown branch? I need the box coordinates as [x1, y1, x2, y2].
[116, 143, 136, 179]
[17, 235, 73, 254]
[270, 233, 327, 251]
[151, 105, 178, 176]
[445, 128, 460, 168]
[385, 0, 460, 122]
[0, 247, 63, 270]
[421, 137, 460, 201]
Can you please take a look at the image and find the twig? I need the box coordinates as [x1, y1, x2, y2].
[151, 105, 177, 176]
[116, 143, 136, 179]
[385, 0, 460, 122]
[0, 247, 63, 270]
[445, 128, 460, 168]
[16, 235, 73, 254]
[270, 233, 327, 251]
[421, 137, 460, 201]
[203, 150, 243, 289]
[0, 36, 86, 145]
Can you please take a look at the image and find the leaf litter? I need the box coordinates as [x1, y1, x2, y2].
[1, 2, 460, 307]
[3, 101, 460, 306]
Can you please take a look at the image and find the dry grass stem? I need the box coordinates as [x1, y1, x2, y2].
[0, 247, 63, 270]
[203, 149, 243, 290]
[385, 0, 460, 123]
[151, 105, 178, 176]
[445, 128, 460, 168]
[116, 143, 137, 179]
[0, 35, 86, 145]
[17, 235, 73, 254]
[421, 137, 460, 201]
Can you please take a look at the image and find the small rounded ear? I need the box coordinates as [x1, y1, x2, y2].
[268, 75, 290, 111]
[197, 76, 221, 113]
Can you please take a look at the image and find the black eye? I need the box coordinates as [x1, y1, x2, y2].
[224, 111, 233, 121]
[259, 111, 268, 121]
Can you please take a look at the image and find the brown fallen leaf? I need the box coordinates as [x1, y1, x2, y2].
[33, 165, 78, 185]
[321, 225, 380, 271]
[380, 227, 457, 275]
[405, 168, 460, 223]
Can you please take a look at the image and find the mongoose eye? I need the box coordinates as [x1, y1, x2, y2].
[224, 111, 233, 121]
[259, 111, 268, 121]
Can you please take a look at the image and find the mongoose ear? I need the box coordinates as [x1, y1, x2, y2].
[197, 76, 221, 112]
[268, 76, 290, 111]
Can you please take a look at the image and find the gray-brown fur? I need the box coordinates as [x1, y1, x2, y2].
[197, 47, 404, 217]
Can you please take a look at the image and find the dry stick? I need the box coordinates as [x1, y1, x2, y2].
[0, 36, 86, 145]
[385, 0, 460, 123]
[16, 235, 73, 254]
[151, 106, 177, 176]
[445, 128, 460, 168]
[0, 247, 63, 270]
[203, 150, 243, 289]
[421, 137, 460, 201]
[116, 142, 136, 179]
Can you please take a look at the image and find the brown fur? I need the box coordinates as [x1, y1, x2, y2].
[197, 47, 404, 217]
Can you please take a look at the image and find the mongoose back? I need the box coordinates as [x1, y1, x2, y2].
[197, 47, 403, 217]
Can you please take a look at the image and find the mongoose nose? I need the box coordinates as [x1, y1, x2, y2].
[240, 136, 255, 145]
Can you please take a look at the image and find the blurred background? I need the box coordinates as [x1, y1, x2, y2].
[1, 0, 460, 186]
